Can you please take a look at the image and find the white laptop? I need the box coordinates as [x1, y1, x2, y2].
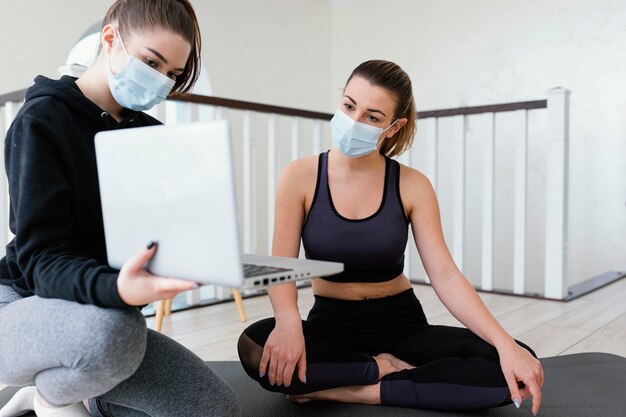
[94, 121, 343, 289]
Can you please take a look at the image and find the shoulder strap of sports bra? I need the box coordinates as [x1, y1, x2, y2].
[307, 151, 331, 217]
[385, 158, 409, 224]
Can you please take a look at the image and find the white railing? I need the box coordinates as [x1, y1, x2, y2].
[0, 88, 573, 303]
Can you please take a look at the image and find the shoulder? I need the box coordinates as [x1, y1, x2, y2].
[18, 95, 71, 123]
[276, 154, 320, 199]
[397, 162, 437, 212]
[398, 162, 432, 190]
[279, 154, 320, 182]
[6, 101, 59, 144]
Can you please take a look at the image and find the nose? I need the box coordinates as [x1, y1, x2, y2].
[353, 110, 369, 124]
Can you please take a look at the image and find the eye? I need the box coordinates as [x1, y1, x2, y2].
[343, 103, 354, 111]
[166, 72, 179, 81]
[144, 58, 157, 68]
[367, 115, 380, 123]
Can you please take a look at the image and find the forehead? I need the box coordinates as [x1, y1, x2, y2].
[344, 76, 398, 112]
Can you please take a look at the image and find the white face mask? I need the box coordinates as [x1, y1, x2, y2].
[106, 31, 176, 111]
[330, 108, 397, 158]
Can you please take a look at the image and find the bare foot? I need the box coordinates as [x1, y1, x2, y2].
[374, 353, 415, 379]
[288, 383, 381, 405]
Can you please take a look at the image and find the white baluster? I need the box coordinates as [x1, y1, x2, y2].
[452, 115, 466, 272]
[424, 117, 438, 283]
[312, 119, 322, 156]
[513, 110, 529, 295]
[242, 111, 256, 254]
[214, 107, 226, 121]
[544, 88, 571, 299]
[4, 102, 22, 133]
[197, 102, 214, 122]
[396, 151, 412, 281]
[267, 115, 277, 253]
[481, 113, 495, 291]
[164, 101, 179, 125]
[0, 106, 4, 251]
[426, 118, 438, 192]
[189, 103, 199, 122]
[291, 117, 300, 161]
[2, 102, 22, 249]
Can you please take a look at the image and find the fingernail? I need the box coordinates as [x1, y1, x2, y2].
[259, 371, 264, 378]
[147, 241, 155, 250]
[192, 283, 201, 289]
[533, 412, 538, 416]
[513, 398, 521, 408]
[303, 376, 307, 384]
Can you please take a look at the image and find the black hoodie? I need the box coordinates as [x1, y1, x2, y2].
[0, 75, 161, 308]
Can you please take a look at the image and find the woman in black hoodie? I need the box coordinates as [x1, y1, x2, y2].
[0, 1, 239, 416]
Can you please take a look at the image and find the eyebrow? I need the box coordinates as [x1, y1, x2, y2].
[145, 47, 185, 72]
[344, 95, 387, 117]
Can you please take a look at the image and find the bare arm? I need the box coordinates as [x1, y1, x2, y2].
[260, 158, 315, 387]
[267, 160, 307, 318]
[405, 168, 544, 414]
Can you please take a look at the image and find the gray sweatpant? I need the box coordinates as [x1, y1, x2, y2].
[0, 285, 240, 416]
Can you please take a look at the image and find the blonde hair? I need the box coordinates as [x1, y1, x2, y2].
[346, 60, 417, 158]
[102, 0, 201, 95]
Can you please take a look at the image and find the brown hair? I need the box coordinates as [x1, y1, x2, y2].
[102, 0, 201, 95]
[346, 60, 417, 158]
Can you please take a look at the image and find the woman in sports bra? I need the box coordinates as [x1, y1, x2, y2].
[238, 60, 544, 414]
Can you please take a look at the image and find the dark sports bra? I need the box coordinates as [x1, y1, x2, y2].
[301, 151, 409, 283]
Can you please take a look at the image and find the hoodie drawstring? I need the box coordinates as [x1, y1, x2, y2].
[100, 112, 112, 129]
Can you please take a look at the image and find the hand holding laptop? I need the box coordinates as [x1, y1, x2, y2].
[117, 241, 198, 306]
[95, 121, 343, 289]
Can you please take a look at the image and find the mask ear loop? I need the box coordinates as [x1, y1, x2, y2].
[376, 119, 400, 150]
[107, 28, 130, 76]
[116, 29, 130, 56]
[382, 118, 399, 134]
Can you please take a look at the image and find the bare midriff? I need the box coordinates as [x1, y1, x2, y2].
[312, 274, 413, 300]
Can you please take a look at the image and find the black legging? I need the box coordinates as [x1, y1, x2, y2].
[238, 289, 536, 411]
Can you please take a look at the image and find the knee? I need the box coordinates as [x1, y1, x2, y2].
[237, 318, 275, 379]
[237, 332, 262, 380]
[85, 308, 147, 381]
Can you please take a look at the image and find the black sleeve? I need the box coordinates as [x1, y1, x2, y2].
[5, 116, 130, 308]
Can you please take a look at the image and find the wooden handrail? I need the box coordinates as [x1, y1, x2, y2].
[0, 89, 27, 106]
[169, 93, 333, 120]
[1, 87, 546, 120]
[418, 99, 547, 118]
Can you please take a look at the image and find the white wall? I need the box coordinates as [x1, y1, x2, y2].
[0, 0, 333, 259]
[1, 0, 623, 291]
[330, 0, 626, 289]
[0, 0, 113, 95]
[0, 0, 332, 112]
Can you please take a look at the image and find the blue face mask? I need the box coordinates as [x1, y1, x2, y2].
[330, 108, 398, 158]
[107, 31, 176, 111]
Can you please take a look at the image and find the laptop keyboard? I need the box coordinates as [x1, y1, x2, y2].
[243, 263, 293, 278]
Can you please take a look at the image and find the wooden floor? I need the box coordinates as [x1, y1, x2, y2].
[1, 279, 624, 392]
[149, 278, 626, 361]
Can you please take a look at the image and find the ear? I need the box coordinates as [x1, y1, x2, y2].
[385, 117, 408, 138]
[101, 24, 117, 53]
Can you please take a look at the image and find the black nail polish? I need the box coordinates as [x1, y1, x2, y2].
[147, 241, 155, 250]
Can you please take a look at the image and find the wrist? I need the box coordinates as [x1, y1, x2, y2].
[493, 334, 517, 351]
[275, 310, 302, 325]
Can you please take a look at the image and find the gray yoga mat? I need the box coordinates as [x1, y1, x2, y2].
[1, 353, 623, 417]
